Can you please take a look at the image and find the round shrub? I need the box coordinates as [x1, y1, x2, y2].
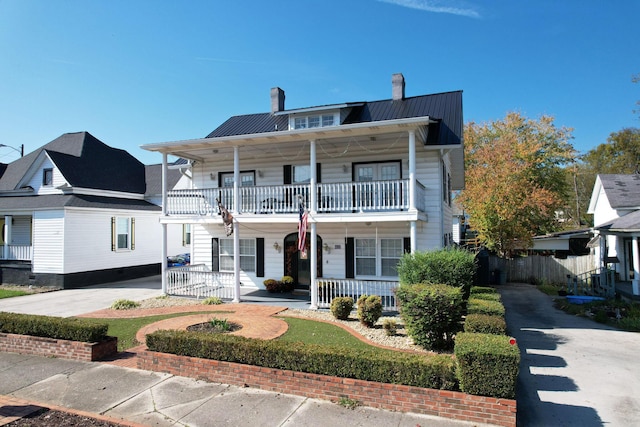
[110, 299, 140, 310]
[202, 296, 223, 305]
[330, 296, 354, 320]
[357, 294, 383, 327]
[396, 283, 464, 351]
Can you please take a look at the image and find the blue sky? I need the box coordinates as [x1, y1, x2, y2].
[0, 0, 638, 165]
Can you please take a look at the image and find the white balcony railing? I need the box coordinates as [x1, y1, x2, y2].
[167, 179, 424, 216]
[0, 245, 32, 261]
[317, 278, 399, 311]
[166, 264, 235, 299]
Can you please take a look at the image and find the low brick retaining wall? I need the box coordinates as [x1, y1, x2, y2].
[138, 350, 516, 427]
[0, 333, 117, 361]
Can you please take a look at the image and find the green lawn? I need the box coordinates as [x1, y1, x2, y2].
[79, 311, 230, 351]
[0, 289, 29, 299]
[277, 317, 396, 354]
[78, 311, 400, 354]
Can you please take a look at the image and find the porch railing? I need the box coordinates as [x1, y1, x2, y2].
[166, 179, 422, 216]
[166, 264, 235, 299]
[567, 268, 616, 298]
[0, 245, 32, 261]
[316, 278, 399, 311]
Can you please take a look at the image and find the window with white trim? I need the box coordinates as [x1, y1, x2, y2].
[355, 237, 403, 277]
[381, 238, 403, 276]
[219, 238, 256, 272]
[292, 113, 336, 130]
[111, 217, 135, 251]
[43, 168, 53, 186]
[355, 238, 376, 276]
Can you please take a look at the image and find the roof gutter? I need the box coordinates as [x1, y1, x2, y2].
[141, 116, 438, 153]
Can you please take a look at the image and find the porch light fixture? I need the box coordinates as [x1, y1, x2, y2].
[258, 170, 263, 178]
[342, 164, 347, 173]
[273, 242, 281, 253]
[323, 243, 331, 253]
[210, 172, 216, 180]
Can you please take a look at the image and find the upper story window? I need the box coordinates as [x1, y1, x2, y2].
[292, 113, 336, 130]
[42, 168, 53, 186]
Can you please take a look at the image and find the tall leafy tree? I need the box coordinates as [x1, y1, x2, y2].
[459, 112, 574, 257]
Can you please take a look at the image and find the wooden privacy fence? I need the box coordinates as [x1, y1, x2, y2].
[488, 254, 597, 284]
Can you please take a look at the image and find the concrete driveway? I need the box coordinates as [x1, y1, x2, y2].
[499, 283, 640, 426]
[0, 276, 163, 317]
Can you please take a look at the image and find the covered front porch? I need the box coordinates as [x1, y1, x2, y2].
[166, 265, 399, 311]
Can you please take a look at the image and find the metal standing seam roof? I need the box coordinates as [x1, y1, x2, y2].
[206, 91, 463, 147]
[599, 174, 640, 209]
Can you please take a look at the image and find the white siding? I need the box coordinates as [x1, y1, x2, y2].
[32, 210, 65, 274]
[62, 209, 162, 274]
[27, 157, 68, 195]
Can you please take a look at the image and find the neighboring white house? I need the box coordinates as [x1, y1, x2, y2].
[142, 74, 464, 308]
[587, 174, 640, 296]
[0, 132, 184, 288]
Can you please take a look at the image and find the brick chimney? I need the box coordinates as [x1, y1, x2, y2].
[392, 73, 405, 100]
[271, 87, 285, 113]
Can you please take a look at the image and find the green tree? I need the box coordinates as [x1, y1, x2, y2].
[458, 112, 575, 257]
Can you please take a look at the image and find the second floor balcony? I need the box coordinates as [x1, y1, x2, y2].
[166, 179, 426, 217]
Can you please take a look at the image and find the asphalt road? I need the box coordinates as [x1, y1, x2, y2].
[498, 283, 640, 426]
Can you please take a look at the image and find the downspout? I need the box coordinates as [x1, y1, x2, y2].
[633, 235, 639, 295]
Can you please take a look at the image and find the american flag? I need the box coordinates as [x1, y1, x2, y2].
[298, 201, 308, 251]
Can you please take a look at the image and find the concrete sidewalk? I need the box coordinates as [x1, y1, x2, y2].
[0, 352, 479, 427]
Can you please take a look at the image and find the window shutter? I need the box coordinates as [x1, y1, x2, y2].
[131, 218, 135, 250]
[345, 237, 355, 278]
[111, 217, 116, 251]
[403, 237, 411, 254]
[182, 224, 186, 247]
[256, 238, 265, 277]
[283, 165, 292, 184]
[211, 238, 219, 272]
[316, 163, 321, 183]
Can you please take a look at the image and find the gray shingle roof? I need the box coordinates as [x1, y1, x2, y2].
[0, 132, 146, 194]
[0, 194, 160, 211]
[597, 209, 640, 232]
[206, 91, 463, 146]
[599, 174, 640, 209]
[145, 163, 183, 196]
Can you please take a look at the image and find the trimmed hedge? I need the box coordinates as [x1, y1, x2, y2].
[0, 312, 109, 343]
[396, 283, 464, 351]
[467, 298, 505, 317]
[470, 286, 497, 295]
[454, 332, 520, 399]
[356, 294, 383, 327]
[469, 292, 501, 302]
[397, 248, 476, 298]
[146, 330, 458, 390]
[464, 314, 507, 335]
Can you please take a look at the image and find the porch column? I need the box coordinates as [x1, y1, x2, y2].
[233, 146, 241, 302]
[408, 130, 416, 212]
[310, 221, 318, 309]
[633, 236, 640, 295]
[410, 221, 417, 253]
[3, 215, 11, 260]
[161, 154, 168, 294]
[309, 140, 318, 308]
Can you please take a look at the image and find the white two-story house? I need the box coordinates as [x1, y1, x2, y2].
[0, 132, 187, 288]
[143, 74, 464, 309]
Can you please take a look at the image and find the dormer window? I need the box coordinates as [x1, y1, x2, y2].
[42, 168, 53, 186]
[292, 113, 336, 130]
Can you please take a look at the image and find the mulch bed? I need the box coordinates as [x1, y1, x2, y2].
[6, 408, 124, 427]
